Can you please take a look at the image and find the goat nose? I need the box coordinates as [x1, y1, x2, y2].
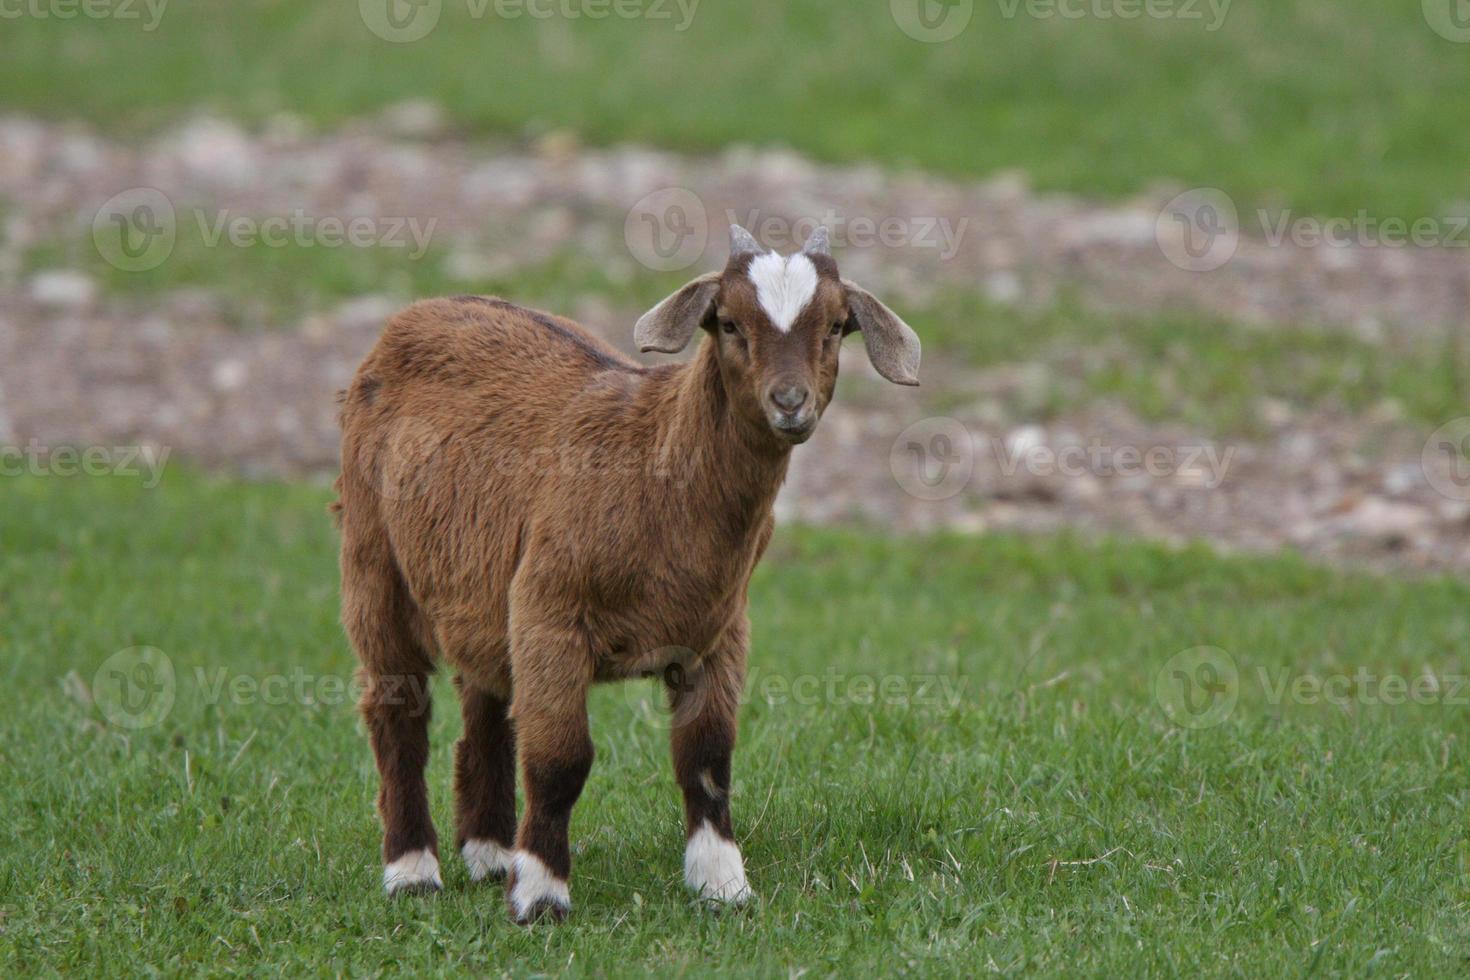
[771, 384, 809, 412]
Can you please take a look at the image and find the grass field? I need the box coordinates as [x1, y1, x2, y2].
[2, 472, 1468, 974]
[4, 0, 1470, 217]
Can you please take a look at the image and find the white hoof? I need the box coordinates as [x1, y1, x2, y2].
[383, 848, 442, 895]
[509, 850, 570, 922]
[684, 821, 752, 904]
[462, 838, 514, 882]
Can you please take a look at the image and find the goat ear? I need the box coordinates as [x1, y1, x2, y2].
[634, 272, 722, 354]
[842, 280, 921, 386]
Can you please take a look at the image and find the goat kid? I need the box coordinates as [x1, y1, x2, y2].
[335, 224, 920, 923]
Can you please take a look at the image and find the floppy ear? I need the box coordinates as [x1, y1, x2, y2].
[842, 280, 921, 386]
[633, 272, 721, 354]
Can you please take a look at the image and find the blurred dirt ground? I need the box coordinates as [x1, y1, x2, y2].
[5, 113, 1470, 571]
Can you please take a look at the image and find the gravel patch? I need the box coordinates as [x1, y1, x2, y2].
[5, 113, 1470, 570]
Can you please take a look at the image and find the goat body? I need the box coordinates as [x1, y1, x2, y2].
[336, 226, 919, 921]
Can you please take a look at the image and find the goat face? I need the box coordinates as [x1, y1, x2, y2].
[635, 224, 922, 446]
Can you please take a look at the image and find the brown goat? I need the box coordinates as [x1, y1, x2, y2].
[335, 224, 920, 923]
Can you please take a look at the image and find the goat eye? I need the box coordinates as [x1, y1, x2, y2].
[829, 322, 844, 337]
[721, 320, 739, 336]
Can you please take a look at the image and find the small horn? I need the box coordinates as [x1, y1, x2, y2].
[729, 224, 763, 256]
[801, 225, 831, 257]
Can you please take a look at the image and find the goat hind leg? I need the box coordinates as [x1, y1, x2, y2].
[455, 677, 517, 882]
[344, 558, 439, 896]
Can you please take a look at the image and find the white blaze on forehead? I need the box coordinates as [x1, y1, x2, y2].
[747, 251, 819, 333]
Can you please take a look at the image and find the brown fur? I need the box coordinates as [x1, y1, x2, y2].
[337, 235, 916, 922]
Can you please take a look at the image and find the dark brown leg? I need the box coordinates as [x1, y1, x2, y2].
[454, 678, 517, 882]
[670, 625, 751, 904]
[343, 542, 439, 896]
[505, 620, 594, 923]
[359, 665, 438, 894]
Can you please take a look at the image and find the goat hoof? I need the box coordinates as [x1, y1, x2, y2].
[462, 839, 514, 883]
[383, 849, 443, 896]
[512, 897, 569, 926]
[508, 851, 571, 924]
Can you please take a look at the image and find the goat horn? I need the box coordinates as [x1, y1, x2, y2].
[729, 224, 763, 256]
[801, 225, 831, 257]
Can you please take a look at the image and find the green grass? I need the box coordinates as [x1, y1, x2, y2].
[920, 293, 1470, 435]
[3, 1, 1469, 217]
[2, 471, 1468, 974]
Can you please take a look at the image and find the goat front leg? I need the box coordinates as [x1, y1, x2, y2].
[669, 624, 752, 904]
[506, 619, 594, 924]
